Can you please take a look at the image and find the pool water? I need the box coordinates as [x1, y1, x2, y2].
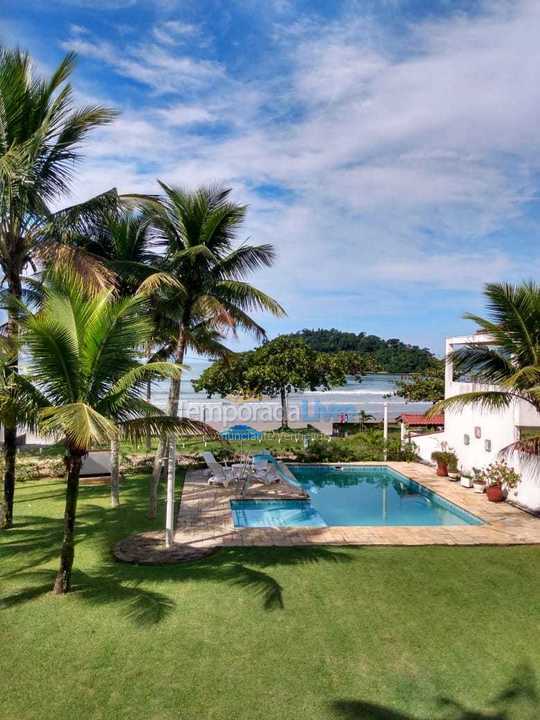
[231, 465, 482, 528]
[231, 500, 326, 528]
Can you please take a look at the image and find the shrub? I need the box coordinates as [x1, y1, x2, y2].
[474, 461, 520, 489]
[431, 450, 457, 469]
[295, 431, 418, 463]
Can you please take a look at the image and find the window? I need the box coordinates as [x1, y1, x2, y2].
[474, 426, 482, 439]
[464, 434, 470, 446]
[484, 439, 491, 452]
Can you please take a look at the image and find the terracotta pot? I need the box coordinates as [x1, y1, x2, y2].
[486, 484, 505, 502]
[436, 461, 448, 477]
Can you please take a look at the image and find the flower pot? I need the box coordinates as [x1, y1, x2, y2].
[461, 476, 474, 489]
[486, 484, 505, 502]
[473, 482, 485, 494]
[436, 461, 448, 477]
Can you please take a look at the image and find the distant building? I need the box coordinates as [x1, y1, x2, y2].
[414, 333, 540, 514]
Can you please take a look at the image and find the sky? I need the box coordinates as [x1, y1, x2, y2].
[2, 0, 540, 355]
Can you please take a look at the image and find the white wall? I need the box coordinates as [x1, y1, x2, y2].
[442, 334, 540, 513]
[411, 432, 446, 464]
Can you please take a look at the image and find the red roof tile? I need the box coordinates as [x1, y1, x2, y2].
[397, 413, 444, 426]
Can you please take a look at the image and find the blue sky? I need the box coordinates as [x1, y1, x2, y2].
[3, 0, 540, 354]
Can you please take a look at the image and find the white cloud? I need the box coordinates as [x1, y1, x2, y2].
[60, 1, 540, 346]
[156, 103, 215, 126]
[152, 20, 198, 46]
[62, 36, 225, 92]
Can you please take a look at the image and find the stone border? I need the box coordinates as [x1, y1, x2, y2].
[115, 462, 540, 564]
[114, 531, 217, 564]
[173, 462, 540, 550]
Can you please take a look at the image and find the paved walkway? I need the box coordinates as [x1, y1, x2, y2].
[173, 462, 540, 551]
[114, 462, 540, 563]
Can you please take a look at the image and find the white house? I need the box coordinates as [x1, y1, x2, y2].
[414, 333, 540, 514]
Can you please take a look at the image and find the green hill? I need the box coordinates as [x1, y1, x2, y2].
[285, 328, 436, 373]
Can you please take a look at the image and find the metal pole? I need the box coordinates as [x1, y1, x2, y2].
[165, 439, 176, 548]
[383, 402, 389, 461]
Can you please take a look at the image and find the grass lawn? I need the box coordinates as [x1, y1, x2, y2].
[1, 474, 539, 720]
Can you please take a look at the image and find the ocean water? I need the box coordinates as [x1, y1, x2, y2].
[149, 359, 431, 424]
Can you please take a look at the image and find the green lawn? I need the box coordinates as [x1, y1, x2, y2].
[1, 475, 539, 720]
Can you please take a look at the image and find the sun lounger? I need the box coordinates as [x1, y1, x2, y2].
[202, 451, 237, 487]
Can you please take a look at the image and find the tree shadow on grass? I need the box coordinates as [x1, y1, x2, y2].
[2, 474, 353, 620]
[1, 544, 353, 623]
[332, 663, 538, 719]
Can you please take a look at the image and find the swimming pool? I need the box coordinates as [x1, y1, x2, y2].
[231, 464, 483, 527]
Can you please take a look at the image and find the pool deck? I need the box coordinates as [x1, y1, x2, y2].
[172, 462, 540, 551]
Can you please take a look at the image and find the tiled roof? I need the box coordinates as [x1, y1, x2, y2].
[397, 413, 444, 426]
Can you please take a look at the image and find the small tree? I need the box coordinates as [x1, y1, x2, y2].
[195, 337, 377, 429]
[394, 360, 445, 403]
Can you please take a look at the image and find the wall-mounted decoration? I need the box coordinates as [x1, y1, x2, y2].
[474, 426, 482, 439]
[484, 439, 492, 452]
[464, 434, 470, 446]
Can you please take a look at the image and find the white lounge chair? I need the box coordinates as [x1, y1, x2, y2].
[252, 458, 280, 485]
[202, 451, 237, 487]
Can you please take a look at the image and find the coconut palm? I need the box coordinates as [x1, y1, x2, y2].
[17, 271, 215, 593]
[65, 208, 185, 504]
[0, 48, 117, 527]
[430, 282, 540, 453]
[358, 410, 375, 431]
[143, 183, 285, 517]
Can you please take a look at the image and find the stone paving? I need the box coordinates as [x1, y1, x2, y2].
[173, 461, 540, 551]
[114, 462, 540, 563]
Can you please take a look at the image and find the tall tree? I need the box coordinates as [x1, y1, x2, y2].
[0, 48, 116, 527]
[430, 282, 540, 453]
[144, 183, 285, 517]
[17, 271, 215, 593]
[68, 208, 179, 505]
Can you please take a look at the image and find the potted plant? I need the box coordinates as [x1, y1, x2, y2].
[472, 467, 486, 493]
[431, 450, 457, 478]
[484, 461, 520, 503]
[460, 473, 474, 489]
[447, 455, 460, 480]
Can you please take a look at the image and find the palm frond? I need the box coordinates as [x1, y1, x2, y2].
[39, 403, 115, 450]
[427, 391, 514, 417]
[118, 416, 220, 443]
[136, 272, 186, 297]
[213, 280, 286, 317]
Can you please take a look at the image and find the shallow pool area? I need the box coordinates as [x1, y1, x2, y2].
[231, 464, 483, 527]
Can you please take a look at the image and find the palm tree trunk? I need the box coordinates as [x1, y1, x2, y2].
[145, 378, 152, 453]
[163, 331, 188, 528]
[165, 439, 176, 547]
[2, 426, 17, 528]
[2, 270, 22, 529]
[280, 387, 289, 429]
[53, 451, 83, 594]
[149, 437, 165, 519]
[149, 328, 188, 518]
[110, 434, 120, 508]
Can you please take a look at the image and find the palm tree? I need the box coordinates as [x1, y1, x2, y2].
[0, 48, 117, 527]
[17, 271, 214, 593]
[143, 183, 285, 517]
[358, 410, 375, 431]
[430, 282, 540, 453]
[67, 208, 181, 504]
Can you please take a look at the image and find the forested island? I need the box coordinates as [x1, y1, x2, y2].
[285, 329, 436, 373]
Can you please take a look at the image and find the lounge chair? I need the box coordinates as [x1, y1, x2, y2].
[202, 451, 237, 487]
[252, 458, 280, 484]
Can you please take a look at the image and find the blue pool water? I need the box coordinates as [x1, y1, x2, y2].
[231, 465, 483, 527]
